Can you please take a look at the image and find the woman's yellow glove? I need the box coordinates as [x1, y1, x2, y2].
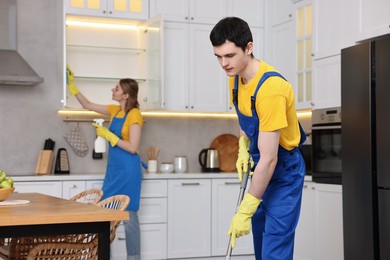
[236, 135, 254, 182]
[92, 123, 119, 147]
[66, 64, 80, 96]
[228, 193, 261, 248]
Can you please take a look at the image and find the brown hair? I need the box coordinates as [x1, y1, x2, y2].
[119, 78, 140, 112]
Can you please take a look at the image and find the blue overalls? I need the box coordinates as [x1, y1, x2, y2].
[101, 111, 142, 211]
[233, 72, 306, 260]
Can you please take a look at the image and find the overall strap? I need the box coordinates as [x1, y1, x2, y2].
[249, 71, 307, 146]
[232, 76, 239, 106]
[251, 71, 286, 110]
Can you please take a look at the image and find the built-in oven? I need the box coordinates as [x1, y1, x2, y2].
[311, 107, 342, 184]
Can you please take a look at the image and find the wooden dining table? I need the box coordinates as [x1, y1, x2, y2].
[0, 192, 129, 259]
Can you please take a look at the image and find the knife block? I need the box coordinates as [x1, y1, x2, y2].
[35, 150, 54, 175]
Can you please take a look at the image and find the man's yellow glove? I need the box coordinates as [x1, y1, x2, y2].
[66, 64, 80, 96]
[228, 193, 261, 248]
[92, 123, 119, 147]
[236, 135, 254, 182]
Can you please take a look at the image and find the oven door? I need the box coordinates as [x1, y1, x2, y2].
[311, 124, 342, 184]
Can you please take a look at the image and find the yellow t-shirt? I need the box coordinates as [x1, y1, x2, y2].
[228, 60, 301, 150]
[107, 105, 143, 141]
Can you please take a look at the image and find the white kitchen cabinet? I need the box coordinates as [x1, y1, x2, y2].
[211, 178, 254, 256]
[162, 22, 227, 112]
[167, 179, 211, 258]
[111, 179, 168, 260]
[294, 181, 343, 260]
[14, 181, 63, 198]
[294, 0, 313, 110]
[64, 15, 163, 111]
[269, 0, 293, 27]
[316, 183, 343, 260]
[65, 0, 149, 20]
[62, 180, 86, 199]
[294, 181, 317, 260]
[312, 55, 341, 110]
[269, 20, 296, 87]
[356, 0, 390, 42]
[149, 0, 226, 24]
[86, 179, 103, 189]
[111, 222, 168, 260]
[227, 0, 265, 27]
[312, 0, 356, 60]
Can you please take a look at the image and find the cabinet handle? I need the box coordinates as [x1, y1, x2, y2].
[185, 105, 188, 109]
[109, 11, 112, 14]
[118, 237, 126, 240]
[304, 185, 308, 188]
[191, 17, 194, 20]
[289, 14, 292, 17]
[102, 10, 106, 14]
[73, 185, 77, 188]
[185, 16, 189, 20]
[225, 181, 240, 185]
[181, 182, 200, 186]
[312, 186, 315, 190]
[191, 106, 194, 109]
[143, 97, 148, 102]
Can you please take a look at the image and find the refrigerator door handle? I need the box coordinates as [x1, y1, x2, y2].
[312, 125, 342, 130]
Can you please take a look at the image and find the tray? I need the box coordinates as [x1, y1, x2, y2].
[0, 199, 30, 206]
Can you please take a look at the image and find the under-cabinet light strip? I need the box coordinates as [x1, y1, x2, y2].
[66, 20, 139, 30]
[58, 109, 311, 120]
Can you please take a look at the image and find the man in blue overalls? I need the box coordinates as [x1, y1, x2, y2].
[210, 17, 306, 259]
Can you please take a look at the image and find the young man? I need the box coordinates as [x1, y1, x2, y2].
[210, 17, 306, 259]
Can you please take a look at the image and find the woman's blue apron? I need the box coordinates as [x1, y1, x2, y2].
[233, 71, 306, 260]
[101, 111, 142, 211]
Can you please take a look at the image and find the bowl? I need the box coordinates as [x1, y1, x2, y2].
[0, 187, 15, 201]
[160, 163, 174, 173]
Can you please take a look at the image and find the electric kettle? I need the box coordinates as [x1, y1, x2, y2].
[198, 148, 220, 172]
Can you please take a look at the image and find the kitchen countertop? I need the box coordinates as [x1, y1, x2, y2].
[13, 173, 313, 181]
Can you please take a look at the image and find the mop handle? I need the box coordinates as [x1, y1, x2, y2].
[226, 162, 251, 259]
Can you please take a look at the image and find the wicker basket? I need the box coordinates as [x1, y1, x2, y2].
[0, 188, 14, 201]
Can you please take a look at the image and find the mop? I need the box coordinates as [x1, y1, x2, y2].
[225, 160, 252, 260]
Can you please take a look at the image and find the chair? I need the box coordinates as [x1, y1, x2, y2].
[70, 188, 103, 204]
[96, 194, 130, 244]
[25, 234, 98, 260]
[0, 234, 96, 260]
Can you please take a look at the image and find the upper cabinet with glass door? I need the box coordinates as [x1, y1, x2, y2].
[66, 0, 149, 20]
[295, 1, 313, 110]
[64, 15, 163, 111]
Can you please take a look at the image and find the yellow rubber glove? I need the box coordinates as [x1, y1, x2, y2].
[228, 193, 261, 248]
[92, 123, 119, 147]
[66, 64, 80, 96]
[236, 135, 254, 182]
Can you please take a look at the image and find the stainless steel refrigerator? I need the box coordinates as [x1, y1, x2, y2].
[342, 35, 390, 260]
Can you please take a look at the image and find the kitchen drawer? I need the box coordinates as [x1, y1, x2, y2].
[111, 223, 168, 260]
[139, 198, 167, 224]
[62, 181, 86, 199]
[141, 180, 167, 198]
[15, 181, 62, 198]
[86, 180, 103, 190]
[141, 223, 167, 260]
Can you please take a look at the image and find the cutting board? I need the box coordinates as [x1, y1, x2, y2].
[210, 134, 239, 172]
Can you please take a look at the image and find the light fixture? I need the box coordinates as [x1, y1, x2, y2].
[66, 20, 139, 30]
